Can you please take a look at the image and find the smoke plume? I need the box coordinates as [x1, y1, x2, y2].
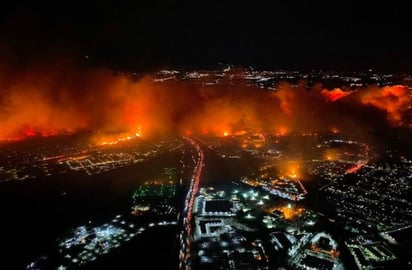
[0, 61, 411, 143]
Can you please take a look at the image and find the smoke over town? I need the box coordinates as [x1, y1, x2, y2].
[0, 61, 411, 143]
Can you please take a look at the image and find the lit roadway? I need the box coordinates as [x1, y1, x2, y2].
[179, 137, 204, 270]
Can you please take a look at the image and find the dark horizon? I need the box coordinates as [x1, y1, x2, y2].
[1, 2, 411, 72]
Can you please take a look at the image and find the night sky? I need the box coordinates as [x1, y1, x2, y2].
[1, 1, 411, 71]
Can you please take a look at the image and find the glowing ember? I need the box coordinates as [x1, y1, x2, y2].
[331, 127, 339, 134]
[345, 162, 366, 174]
[321, 88, 352, 102]
[276, 127, 288, 136]
[95, 131, 142, 146]
[24, 128, 36, 137]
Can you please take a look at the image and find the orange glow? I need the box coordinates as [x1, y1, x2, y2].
[331, 127, 339, 134]
[24, 128, 36, 137]
[281, 162, 302, 179]
[0, 63, 410, 143]
[270, 204, 304, 220]
[184, 129, 193, 136]
[234, 130, 247, 136]
[321, 88, 352, 102]
[360, 85, 411, 126]
[324, 149, 339, 161]
[289, 171, 297, 178]
[274, 126, 288, 137]
[331, 249, 340, 257]
[93, 130, 142, 146]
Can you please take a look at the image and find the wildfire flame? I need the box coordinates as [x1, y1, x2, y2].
[321, 88, 352, 102]
[0, 62, 410, 144]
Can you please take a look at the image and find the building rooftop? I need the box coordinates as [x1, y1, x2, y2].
[300, 255, 334, 270]
[205, 200, 233, 213]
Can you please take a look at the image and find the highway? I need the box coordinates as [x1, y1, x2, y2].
[179, 137, 204, 270]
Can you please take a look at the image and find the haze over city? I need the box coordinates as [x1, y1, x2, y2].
[0, 2, 411, 270]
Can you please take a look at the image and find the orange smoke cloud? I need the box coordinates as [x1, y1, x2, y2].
[0, 62, 411, 144]
[0, 76, 86, 138]
[359, 85, 411, 126]
[321, 88, 352, 102]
